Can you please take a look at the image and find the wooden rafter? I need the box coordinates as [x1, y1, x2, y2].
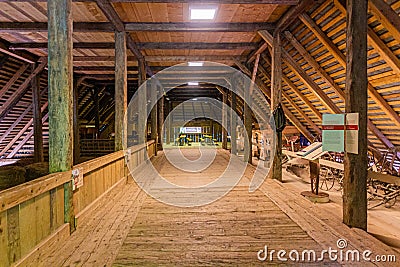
[0, 63, 29, 99]
[277, 10, 400, 160]
[369, 0, 400, 43]
[7, 113, 49, 159]
[0, 59, 46, 119]
[0, 54, 10, 70]
[260, 29, 342, 114]
[257, 64, 321, 134]
[334, 0, 400, 76]
[0, 87, 47, 144]
[260, 53, 323, 120]
[283, 30, 345, 99]
[235, 60, 314, 141]
[274, 0, 314, 33]
[0, 39, 36, 63]
[0, 101, 48, 157]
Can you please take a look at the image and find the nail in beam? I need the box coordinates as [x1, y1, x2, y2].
[48, 0, 74, 232]
[343, 0, 368, 230]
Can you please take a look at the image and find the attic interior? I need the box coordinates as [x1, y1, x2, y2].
[1, 0, 400, 266]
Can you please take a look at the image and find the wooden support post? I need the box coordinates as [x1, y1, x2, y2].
[114, 31, 127, 151]
[48, 0, 73, 173]
[93, 88, 100, 138]
[222, 89, 228, 150]
[137, 59, 147, 144]
[48, 0, 75, 232]
[73, 78, 80, 165]
[271, 32, 282, 182]
[158, 91, 164, 148]
[343, 0, 368, 230]
[166, 101, 171, 144]
[244, 78, 252, 164]
[32, 63, 43, 163]
[150, 81, 158, 155]
[230, 90, 237, 155]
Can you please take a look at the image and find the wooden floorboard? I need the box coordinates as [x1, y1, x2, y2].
[113, 149, 332, 266]
[34, 149, 399, 266]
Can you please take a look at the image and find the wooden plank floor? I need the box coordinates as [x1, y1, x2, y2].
[113, 149, 333, 266]
[36, 149, 399, 266]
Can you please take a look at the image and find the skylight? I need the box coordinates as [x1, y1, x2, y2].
[190, 8, 216, 20]
[188, 62, 204, 67]
[188, 82, 199, 86]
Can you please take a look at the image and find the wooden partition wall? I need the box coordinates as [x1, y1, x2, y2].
[0, 140, 156, 266]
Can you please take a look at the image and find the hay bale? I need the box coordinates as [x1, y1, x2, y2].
[0, 166, 26, 191]
[25, 162, 49, 182]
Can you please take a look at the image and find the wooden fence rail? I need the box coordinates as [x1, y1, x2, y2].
[0, 140, 156, 267]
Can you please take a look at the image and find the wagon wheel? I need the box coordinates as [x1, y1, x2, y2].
[319, 166, 335, 191]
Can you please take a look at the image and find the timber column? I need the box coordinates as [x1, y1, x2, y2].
[48, 0, 73, 173]
[48, 0, 74, 232]
[157, 88, 164, 148]
[244, 77, 252, 164]
[32, 63, 43, 163]
[137, 59, 147, 145]
[343, 0, 368, 230]
[114, 31, 127, 151]
[222, 89, 228, 150]
[271, 32, 283, 182]
[230, 90, 237, 155]
[150, 80, 158, 155]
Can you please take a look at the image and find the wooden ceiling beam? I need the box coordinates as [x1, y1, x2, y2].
[0, 22, 276, 33]
[125, 22, 276, 32]
[0, 0, 299, 3]
[10, 42, 258, 50]
[94, 0, 143, 61]
[274, 0, 314, 33]
[73, 55, 245, 62]
[0, 39, 36, 63]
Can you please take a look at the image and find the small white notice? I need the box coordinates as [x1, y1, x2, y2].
[345, 113, 359, 154]
[72, 167, 83, 191]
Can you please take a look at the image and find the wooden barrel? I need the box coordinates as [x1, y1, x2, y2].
[0, 166, 26, 191]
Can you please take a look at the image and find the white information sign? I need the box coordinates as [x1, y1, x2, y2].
[72, 167, 84, 191]
[345, 113, 359, 154]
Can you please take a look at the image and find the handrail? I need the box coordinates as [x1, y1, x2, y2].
[0, 141, 154, 213]
[0, 140, 157, 266]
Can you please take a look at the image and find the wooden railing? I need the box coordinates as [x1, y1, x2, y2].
[80, 139, 115, 157]
[0, 140, 156, 267]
